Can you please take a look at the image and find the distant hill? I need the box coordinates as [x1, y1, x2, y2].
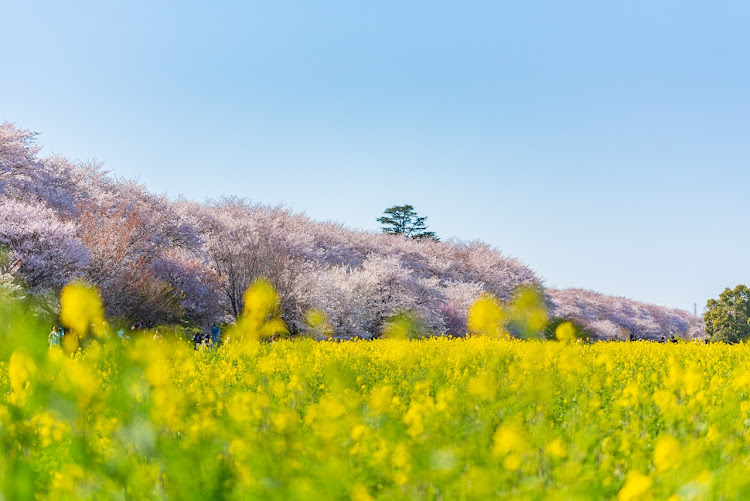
[0, 122, 699, 339]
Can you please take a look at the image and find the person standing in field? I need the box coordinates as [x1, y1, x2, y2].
[211, 324, 219, 345]
[48, 326, 61, 347]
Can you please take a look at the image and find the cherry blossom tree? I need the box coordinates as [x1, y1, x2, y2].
[196, 198, 313, 327]
[0, 199, 89, 300]
[547, 288, 697, 341]
[0, 248, 23, 301]
[0, 120, 700, 338]
[0, 123, 41, 197]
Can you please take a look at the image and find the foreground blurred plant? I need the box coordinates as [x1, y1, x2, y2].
[467, 293, 507, 338]
[382, 311, 429, 340]
[304, 308, 334, 339]
[0, 279, 741, 500]
[467, 286, 547, 339]
[59, 282, 105, 351]
[225, 278, 288, 343]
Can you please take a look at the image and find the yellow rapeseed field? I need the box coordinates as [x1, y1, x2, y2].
[1, 284, 749, 500]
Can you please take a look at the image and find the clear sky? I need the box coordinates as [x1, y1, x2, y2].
[2, 1, 749, 312]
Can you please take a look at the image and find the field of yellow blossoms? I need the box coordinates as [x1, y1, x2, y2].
[2, 283, 750, 500]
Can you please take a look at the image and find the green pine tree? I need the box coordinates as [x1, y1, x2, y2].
[377, 205, 438, 241]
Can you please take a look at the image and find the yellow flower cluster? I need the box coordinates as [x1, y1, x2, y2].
[1, 285, 750, 499]
[467, 286, 547, 339]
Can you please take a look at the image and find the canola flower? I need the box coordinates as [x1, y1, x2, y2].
[467, 293, 507, 338]
[226, 278, 288, 343]
[467, 286, 547, 340]
[555, 321, 577, 343]
[1, 284, 750, 499]
[59, 282, 105, 351]
[304, 308, 334, 339]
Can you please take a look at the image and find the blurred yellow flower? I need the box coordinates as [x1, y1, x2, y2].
[555, 321, 576, 343]
[617, 471, 652, 501]
[653, 436, 680, 472]
[59, 282, 104, 338]
[467, 293, 506, 338]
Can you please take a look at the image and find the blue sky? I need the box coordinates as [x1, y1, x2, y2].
[2, 1, 749, 312]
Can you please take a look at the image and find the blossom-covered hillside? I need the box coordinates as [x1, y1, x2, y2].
[0, 123, 698, 339]
[548, 288, 699, 341]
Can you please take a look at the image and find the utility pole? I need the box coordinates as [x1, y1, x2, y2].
[693, 302, 705, 339]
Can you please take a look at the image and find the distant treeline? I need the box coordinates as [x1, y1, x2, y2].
[0, 123, 698, 340]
